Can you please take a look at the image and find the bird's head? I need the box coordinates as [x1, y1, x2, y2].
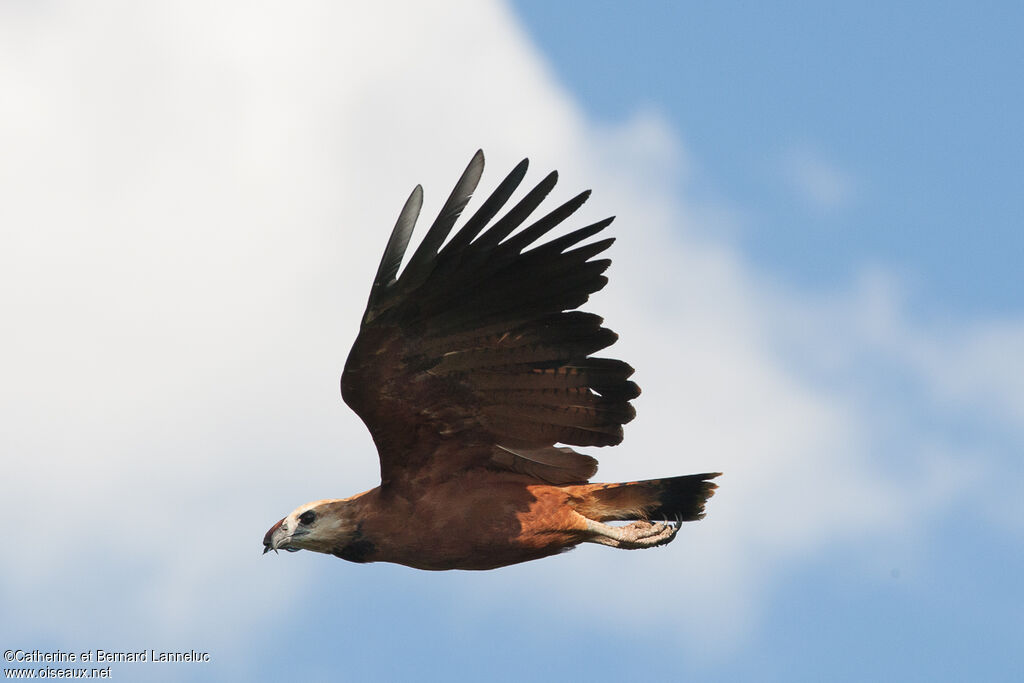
[262, 499, 359, 556]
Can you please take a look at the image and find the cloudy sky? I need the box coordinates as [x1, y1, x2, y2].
[2, 2, 1021, 681]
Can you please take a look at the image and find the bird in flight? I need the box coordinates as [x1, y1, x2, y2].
[263, 151, 720, 570]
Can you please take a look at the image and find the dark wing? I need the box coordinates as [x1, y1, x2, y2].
[341, 150, 639, 489]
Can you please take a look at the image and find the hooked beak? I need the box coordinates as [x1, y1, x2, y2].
[263, 517, 285, 555]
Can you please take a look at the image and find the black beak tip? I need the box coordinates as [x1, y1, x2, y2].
[263, 516, 285, 556]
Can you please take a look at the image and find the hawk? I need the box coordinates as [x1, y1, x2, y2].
[263, 151, 720, 570]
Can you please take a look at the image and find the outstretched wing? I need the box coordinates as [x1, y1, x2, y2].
[341, 151, 640, 489]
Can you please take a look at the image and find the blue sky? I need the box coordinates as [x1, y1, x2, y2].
[515, 1, 1024, 317]
[1, 2, 1022, 682]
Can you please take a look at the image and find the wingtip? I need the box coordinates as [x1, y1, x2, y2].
[403, 184, 424, 210]
[453, 152, 485, 199]
[469, 149, 485, 173]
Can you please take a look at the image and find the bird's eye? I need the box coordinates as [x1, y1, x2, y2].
[298, 510, 316, 526]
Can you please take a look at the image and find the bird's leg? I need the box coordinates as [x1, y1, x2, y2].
[580, 516, 679, 549]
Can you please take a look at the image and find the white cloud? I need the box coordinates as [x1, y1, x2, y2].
[781, 145, 856, 210]
[1, 0, 1021, 670]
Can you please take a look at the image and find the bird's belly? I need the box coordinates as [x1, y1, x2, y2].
[370, 483, 585, 571]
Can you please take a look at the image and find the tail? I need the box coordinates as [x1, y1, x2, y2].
[570, 472, 721, 522]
